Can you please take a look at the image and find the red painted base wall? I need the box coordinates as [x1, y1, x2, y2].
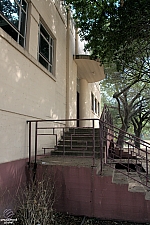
[37, 165, 150, 223]
[0, 159, 28, 215]
[0, 161, 150, 223]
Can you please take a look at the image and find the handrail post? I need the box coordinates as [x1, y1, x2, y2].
[63, 128, 65, 155]
[99, 120, 103, 174]
[146, 146, 148, 185]
[35, 122, 38, 166]
[92, 119, 95, 167]
[28, 121, 31, 167]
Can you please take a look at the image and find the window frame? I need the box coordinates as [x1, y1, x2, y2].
[0, 0, 28, 48]
[38, 22, 55, 75]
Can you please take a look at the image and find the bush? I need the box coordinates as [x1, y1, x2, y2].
[15, 171, 56, 225]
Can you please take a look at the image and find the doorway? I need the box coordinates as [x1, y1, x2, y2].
[77, 92, 79, 127]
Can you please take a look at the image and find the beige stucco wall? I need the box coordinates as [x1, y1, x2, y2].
[0, 0, 103, 163]
[0, 0, 69, 163]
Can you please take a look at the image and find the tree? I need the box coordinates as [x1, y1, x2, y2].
[66, 0, 150, 144]
[100, 72, 150, 147]
[114, 84, 150, 147]
[131, 89, 150, 148]
[65, 0, 150, 69]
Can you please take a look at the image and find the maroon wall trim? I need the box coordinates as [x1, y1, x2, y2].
[0, 158, 27, 215]
[37, 165, 150, 223]
[0, 160, 150, 223]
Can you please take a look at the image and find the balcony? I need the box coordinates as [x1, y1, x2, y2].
[74, 55, 105, 83]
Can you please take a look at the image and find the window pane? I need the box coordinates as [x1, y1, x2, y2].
[20, 10, 26, 36]
[49, 65, 52, 73]
[40, 35, 49, 61]
[50, 46, 53, 64]
[21, 0, 27, 11]
[95, 98, 97, 114]
[0, 15, 18, 41]
[0, 0, 27, 48]
[40, 24, 49, 41]
[91, 93, 94, 111]
[0, 0, 19, 29]
[0, 1, 2, 11]
[39, 22, 54, 74]
[39, 55, 48, 70]
[98, 102, 100, 116]
[19, 35, 24, 47]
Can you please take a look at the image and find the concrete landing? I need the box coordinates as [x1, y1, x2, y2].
[37, 155, 99, 167]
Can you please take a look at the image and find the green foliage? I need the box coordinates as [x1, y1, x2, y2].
[65, 0, 150, 67]
[65, 0, 150, 137]
[100, 71, 150, 137]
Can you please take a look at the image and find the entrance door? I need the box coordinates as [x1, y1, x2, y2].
[77, 92, 79, 127]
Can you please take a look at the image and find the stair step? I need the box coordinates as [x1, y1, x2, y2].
[51, 150, 100, 157]
[68, 128, 100, 134]
[57, 142, 100, 148]
[111, 165, 150, 199]
[145, 190, 150, 200]
[109, 149, 136, 159]
[61, 134, 100, 138]
[56, 146, 100, 152]
[109, 153, 135, 159]
[128, 172, 145, 193]
[58, 140, 100, 147]
[112, 169, 128, 184]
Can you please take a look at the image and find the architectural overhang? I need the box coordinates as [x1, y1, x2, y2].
[74, 55, 105, 83]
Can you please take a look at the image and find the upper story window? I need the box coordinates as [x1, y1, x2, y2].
[38, 23, 54, 74]
[91, 92, 94, 111]
[91, 92, 100, 116]
[95, 98, 97, 114]
[98, 102, 100, 116]
[0, 0, 28, 48]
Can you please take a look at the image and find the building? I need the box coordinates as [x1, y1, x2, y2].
[0, 0, 104, 212]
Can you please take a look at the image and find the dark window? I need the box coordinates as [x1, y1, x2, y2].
[98, 102, 100, 116]
[0, 0, 28, 48]
[95, 98, 97, 114]
[38, 23, 54, 74]
[91, 92, 94, 111]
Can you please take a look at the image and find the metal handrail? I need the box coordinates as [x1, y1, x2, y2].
[27, 105, 150, 188]
[27, 118, 100, 169]
[99, 105, 150, 188]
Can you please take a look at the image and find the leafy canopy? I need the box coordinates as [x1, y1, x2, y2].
[65, 0, 150, 65]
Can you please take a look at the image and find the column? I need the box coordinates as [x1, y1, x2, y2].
[79, 79, 90, 127]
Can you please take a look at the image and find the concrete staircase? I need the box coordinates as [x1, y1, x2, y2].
[109, 146, 137, 159]
[51, 128, 101, 157]
[49, 126, 150, 198]
[99, 163, 150, 200]
[51, 127, 136, 159]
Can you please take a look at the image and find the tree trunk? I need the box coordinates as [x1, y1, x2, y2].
[117, 124, 128, 148]
[134, 128, 142, 149]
